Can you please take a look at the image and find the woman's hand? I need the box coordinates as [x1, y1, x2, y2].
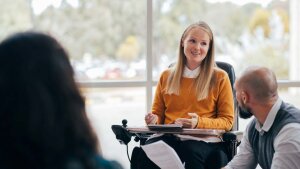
[174, 113, 199, 128]
[145, 112, 158, 125]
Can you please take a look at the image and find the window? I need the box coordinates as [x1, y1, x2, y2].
[1, 0, 300, 168]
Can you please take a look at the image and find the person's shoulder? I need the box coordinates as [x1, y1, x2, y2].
[158, 68, 172, 79]
[281, 102, 300, 115]
[93, 155, 123, 169]
[275, 123, 300, 147]
[162, 68, 172, 75]
[65, 154, 123, 169]
[213, 67, 227, 76]
[213, 67, 228, 80]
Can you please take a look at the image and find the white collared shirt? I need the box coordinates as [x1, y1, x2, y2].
[225, 98, 300, 169]
[182, 66, 200, 78]
[255, 98, 282, 135]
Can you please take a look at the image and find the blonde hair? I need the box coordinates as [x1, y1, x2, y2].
[166, 21, 216, 100]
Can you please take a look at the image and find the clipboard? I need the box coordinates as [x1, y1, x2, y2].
[147, 124, 183, 131]
[127, 126, 225, 136]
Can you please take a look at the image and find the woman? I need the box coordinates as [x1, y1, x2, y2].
[0, 32, 123, 169]
[142, 21, 234, 169]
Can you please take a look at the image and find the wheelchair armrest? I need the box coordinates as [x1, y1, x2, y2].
[222, 131, 243, 142]
[111, 124, 153, 145]
[222, 131, 243, 161]
[111, 125, 132, 145]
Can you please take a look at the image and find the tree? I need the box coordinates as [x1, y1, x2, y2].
[35, 0, 145, 60]
[116, 35, 140, 64]
[249, 9, 271, 38]
[0, 0, 32, 41]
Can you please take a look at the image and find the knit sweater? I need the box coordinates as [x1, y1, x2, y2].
[152, 67, 234, 131]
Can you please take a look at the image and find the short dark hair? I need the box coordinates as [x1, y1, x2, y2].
[0, 31, 98, 169]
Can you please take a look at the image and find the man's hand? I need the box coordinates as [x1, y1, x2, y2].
[174, 113, 199, 128]
[145, 112, 158, 125]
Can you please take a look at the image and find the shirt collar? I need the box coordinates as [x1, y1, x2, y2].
[255, 98, 282, 135]
[183, 65, 200, 78]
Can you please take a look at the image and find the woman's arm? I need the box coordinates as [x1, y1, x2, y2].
[196, 71, 234, 131]
[151, 71, 168, 124]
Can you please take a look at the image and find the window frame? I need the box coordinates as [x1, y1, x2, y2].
[78, 0, 300, 129]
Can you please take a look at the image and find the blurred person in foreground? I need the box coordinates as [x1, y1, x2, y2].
[0, 31, 123, 169]
[135, 21, 234, 169]
[223, 66, 300, 169]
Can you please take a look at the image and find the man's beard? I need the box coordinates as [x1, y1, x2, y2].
[238, 100, 253, 119]
[239, 106, 253, 119]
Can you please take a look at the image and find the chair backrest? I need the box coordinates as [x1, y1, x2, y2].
[216, 61, 238, 131]
[168, 61, 239, 131]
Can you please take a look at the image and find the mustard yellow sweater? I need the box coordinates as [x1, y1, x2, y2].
[152, 67, 234, 131]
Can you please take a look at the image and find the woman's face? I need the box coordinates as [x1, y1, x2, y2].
[182, 27, 210, 70]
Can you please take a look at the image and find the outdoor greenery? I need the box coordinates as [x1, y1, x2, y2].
[0, 0, 290, 79]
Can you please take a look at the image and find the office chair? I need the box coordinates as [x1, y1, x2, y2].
[112, 61, 243, 168]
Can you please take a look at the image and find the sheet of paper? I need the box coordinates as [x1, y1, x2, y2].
[141, 140, 185, 169]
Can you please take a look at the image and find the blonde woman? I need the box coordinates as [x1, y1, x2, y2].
[140, 21, 234, 169]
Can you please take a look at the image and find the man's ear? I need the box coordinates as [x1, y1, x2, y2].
[241, 91, 249, 104]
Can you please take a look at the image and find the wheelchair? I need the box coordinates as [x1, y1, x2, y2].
[112, 61, 243, 168]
